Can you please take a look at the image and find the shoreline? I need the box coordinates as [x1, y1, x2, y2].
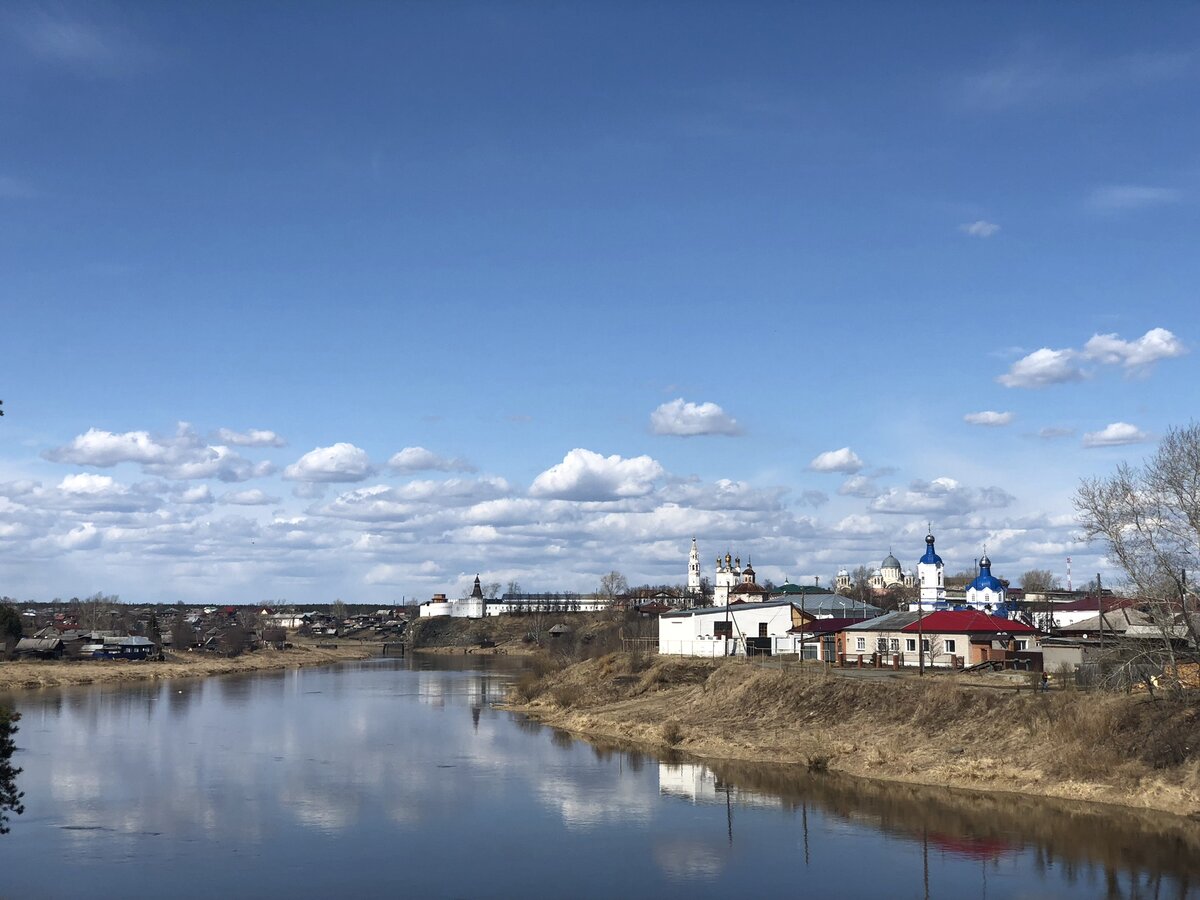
[0, 641, 382, 691]
[505, 652, 1200, 820]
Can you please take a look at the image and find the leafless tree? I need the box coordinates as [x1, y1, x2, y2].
[1075, 423, 1200, 681]
[597, 571, 629, 609]
[482, 581, 501, 600]
[1020, 569, 1061, 594]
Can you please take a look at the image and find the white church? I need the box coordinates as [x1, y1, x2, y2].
[908, 530, 1010, 614]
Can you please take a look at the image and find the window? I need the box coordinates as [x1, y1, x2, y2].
[1016, 639, 1028, 650]
[922, 639, 930, 652]
[856, 637, 866, 652]
[758, 622, 768, 638]
[714, 621, 732, 639]
[890, 638, 899, 652]
[906, 639, 916, 652]
[945, 639, 956, 654]
[876, 638, 888, 652]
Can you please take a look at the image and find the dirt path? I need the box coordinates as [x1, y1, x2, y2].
[0, 642, 381, 690]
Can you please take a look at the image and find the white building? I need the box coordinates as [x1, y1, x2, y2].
[658, 600, 814, 657]
[687, 537, 702, 595]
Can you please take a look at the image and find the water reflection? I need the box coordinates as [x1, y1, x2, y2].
[1, 658, 1197, 899]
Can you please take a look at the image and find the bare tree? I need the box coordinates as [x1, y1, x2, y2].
[331, 598, 348, 623]
[1075, 423, 1200, 677]
[597, 571, 629, 609]
[482, 581, 501, 600]
[1020, 569, 1060, 594]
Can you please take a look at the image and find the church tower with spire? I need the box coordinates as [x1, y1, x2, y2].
[687, 538, 701, 596]
[917, 529, 946, 609]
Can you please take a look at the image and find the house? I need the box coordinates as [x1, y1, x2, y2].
[771, 589, 882, 620]
[898, 610, 1040, 668]
[15, 637, 64, 659]
[658, 601, 817, 657]
[842, 611, 925, 663]
[1023, 596, 1141, 630]
[782, 617, 865, 661]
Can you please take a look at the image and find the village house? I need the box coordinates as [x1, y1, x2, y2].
[843, 610, 1039, 668]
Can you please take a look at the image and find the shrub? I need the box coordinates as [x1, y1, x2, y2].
[551, 684, 584, 709]
[511, 672, 543, 703]
[661, 720, 683, 746]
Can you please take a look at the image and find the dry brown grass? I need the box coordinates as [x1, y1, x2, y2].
[507, 652, 1200, 817]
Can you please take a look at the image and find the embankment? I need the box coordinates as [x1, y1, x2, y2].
[508, 652, 1200, 818]
[0, 641, 380, 690]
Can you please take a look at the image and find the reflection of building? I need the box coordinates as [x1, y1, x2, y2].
[657, 763, 778, 809]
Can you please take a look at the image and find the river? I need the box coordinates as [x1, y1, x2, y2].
[1, 656, 1197, 898]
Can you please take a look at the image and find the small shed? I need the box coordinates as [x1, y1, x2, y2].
[548, 624, 573, 638]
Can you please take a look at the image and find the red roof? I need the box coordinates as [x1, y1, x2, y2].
[1046, 595, 1139, 612]
[901, 611, 1037, 634]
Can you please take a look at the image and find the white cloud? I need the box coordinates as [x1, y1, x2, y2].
[808, 447, 864, 474]
[1088, 185, 1183, 211]
[870, 477, 1014, 515]
[959, 220, 1000, 238]
[997, 348, 1084, 388]
[178, 485, 214, 504]
[1082, 422, 1150, 448]
[216, 428, 286, 448]
[58, 473, 118, 494]
[387, 447, 475, 473]
[530, 449, 664, 501]
[219, 489, 280, 506]
[964, 411, 1014, 426]
[649, 399, 741, 436]
[283, 443, 373, 482]
[1082, 328, 1186, 369]
[46, 428, 166, 466]
[999, 328, 1186, 388]
[44, 424, 273, 482]
[837, 475, 879, 498]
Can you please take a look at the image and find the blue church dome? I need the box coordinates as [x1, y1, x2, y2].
[969, 555, 1005, 592]
[919, 533, 942, 565]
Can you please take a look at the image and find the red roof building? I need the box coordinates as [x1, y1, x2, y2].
[901, 610, 1037, 634]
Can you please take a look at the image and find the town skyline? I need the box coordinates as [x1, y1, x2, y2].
[2, 3, 1198, 602]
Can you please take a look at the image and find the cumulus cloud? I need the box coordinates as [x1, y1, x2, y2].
[215, 428, 286, 447]
[870, 477, 1014, 515]
[530, 449, 664, 501]
[388, 446, 475, 473]
[219, 489, 280, 506]
[649, 399, 741, 437]
[1082, 422, 1150, 448]
[1088, 185, 1183, 211]
[838, 475, 879, 498]
[998, 328, 1185, 388]
[44, 424, 273, 482]
[809, 448, 864, 474]
[1082, 328, 1187, 369]
[799, 490, 829, 507]
[964, 410, 1014, 426]
[283, 443, 373, 482]
[997, 348, 1084, 388]
[959, 220, 1000, 237]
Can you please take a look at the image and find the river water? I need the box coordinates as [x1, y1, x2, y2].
[1, 656, 1197, 899]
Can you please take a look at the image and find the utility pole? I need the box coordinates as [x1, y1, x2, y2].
[917, 606, 925, 676]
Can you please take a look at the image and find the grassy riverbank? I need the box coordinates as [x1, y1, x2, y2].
[507, 652, 1200, 819]
[0, 640, 380, 690]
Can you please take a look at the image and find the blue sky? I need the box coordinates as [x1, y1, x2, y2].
[2, 2, 1198, 603]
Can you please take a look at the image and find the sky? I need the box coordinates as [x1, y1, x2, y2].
[1, 2, 1198, 604]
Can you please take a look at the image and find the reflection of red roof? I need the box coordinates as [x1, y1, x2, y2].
[901, 611, 1037, 634]
[928, 832, 1014, 861]
[789, 617, 862, 635]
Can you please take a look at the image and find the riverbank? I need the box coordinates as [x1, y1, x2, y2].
[0, 641, 381, 690]
[507, 652, 1200, 819]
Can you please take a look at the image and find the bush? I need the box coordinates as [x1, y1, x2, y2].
[511, 672, 543, 703]
[661, 720, 683, 746]
[551, 684, 584, 709]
